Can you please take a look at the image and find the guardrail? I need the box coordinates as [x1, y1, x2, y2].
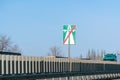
[0, 55, 120, 80]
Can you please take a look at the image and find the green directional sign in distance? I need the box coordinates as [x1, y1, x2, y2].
[63, 25, 76, 45]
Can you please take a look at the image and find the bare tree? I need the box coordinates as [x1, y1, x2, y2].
[96, 53, 100, 60]
[93, 50, 96, 60]
[48, 46, 62, 56]
[80, 54, 82, 59]
[87, 49, 95, 60]
[87, 49, 101, 60]
[86, 49, 106, 60]
[0, 34, 21, 53]
[9, 45, 22, 53]
[100, 50, 105, 60]
[87, 49, 91, 59]
[0, 35, 11, 51]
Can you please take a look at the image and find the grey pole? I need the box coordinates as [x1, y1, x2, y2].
[68, 44, 70, 80]
[68, 44, 70, 59]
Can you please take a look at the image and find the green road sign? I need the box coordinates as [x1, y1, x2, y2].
[63, 25, 76, 45]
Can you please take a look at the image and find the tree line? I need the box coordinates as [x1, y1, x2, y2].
[47, 46, 106, 61]
[85, 49, 105, 60]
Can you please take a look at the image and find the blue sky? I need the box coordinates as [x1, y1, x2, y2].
[1, 0, 120, 57]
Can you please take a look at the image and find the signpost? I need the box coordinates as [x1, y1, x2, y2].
[63, 24, 76, 80]
[63, 25, 76, 58]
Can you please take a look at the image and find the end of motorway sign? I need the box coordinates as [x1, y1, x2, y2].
[63, 25, 76, 45]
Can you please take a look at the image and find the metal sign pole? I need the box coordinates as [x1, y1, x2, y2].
[68, 44, 70, 59]
[68, 44, 70, 80]
[63, 25, 76, 80]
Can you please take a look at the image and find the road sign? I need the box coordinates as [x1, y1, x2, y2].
[63, 25, 76, 45]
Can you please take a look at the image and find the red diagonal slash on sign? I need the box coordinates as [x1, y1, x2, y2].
[63, 25, 76, 44]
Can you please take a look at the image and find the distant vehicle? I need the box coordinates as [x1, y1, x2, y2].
[103, 53, 116, 61]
